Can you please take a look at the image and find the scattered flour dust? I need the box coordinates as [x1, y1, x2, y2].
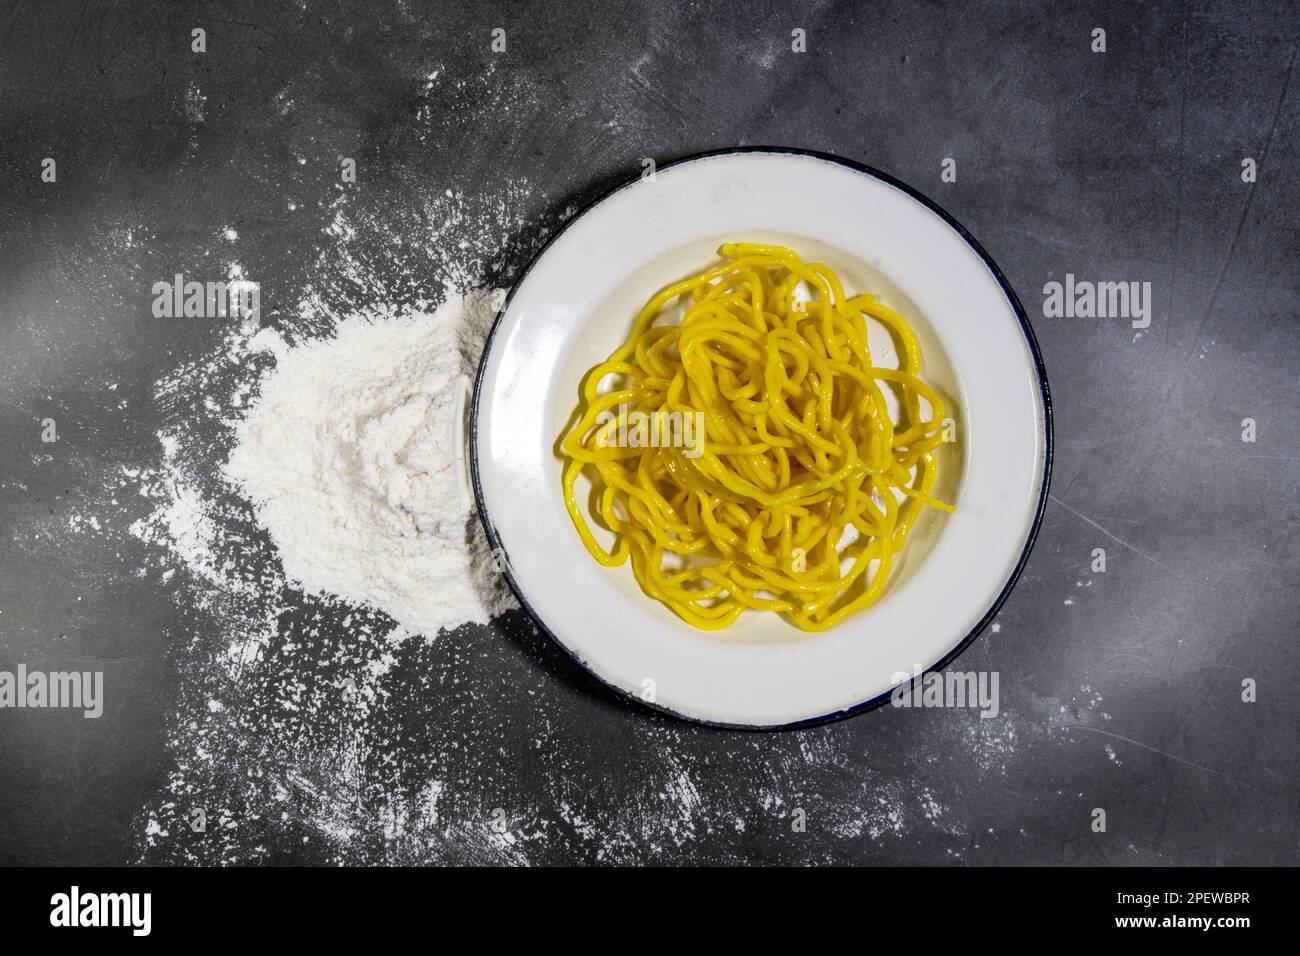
[120, 283, 522, 865]
[225, 290, 513, 638]
[97, 126, 548, 860]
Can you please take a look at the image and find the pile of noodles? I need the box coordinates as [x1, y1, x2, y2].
[559, 243, 954, 631]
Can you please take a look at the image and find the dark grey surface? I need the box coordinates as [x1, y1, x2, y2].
[1, 0, 1297, 865]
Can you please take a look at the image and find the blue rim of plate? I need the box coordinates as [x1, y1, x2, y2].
[470, 146, 1054, 731]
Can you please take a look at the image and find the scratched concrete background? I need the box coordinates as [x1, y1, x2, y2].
[0, 0, 1297, 865]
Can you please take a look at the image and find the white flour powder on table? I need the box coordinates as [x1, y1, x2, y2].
[225, 289, 513, 637]
[13, 48, 1028, 865]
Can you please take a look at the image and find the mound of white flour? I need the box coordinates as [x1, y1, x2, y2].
[225, 289, 515, 637]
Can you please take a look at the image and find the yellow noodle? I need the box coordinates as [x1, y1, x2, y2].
[558, 243, 955, 632]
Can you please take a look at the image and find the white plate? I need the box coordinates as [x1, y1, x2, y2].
[471, 148, 1051, 728]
